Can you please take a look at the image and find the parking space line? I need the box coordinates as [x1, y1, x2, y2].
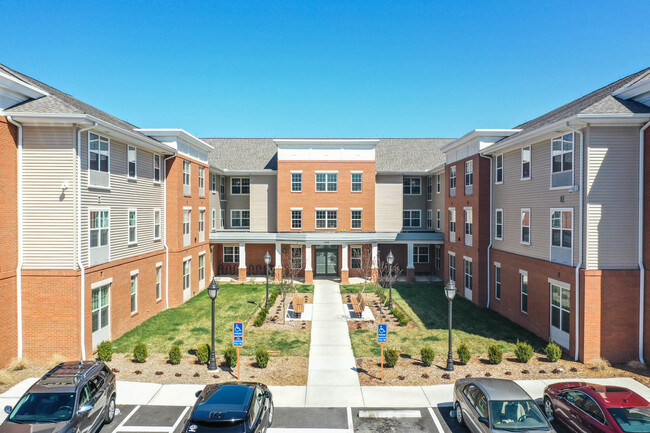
[346, 407, 353, 433]
[170, 406, 191, 433]
[114, 427, 171, 432]
[427, 407, 445, 433]
[115, 405, 141, 431]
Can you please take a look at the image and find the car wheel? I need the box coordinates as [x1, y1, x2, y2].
[455, 402, 464, 425]
[544, 397, 554, 419]
[104, 395, 116, 424]
[268, 401, 274, 426]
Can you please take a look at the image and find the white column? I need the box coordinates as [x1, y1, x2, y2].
[275, 242, 282, 269]
[407, 242, 414, 269]
[371, 243, 378, 269]
[239, 243, 246, 269]
[305, 244, 312, 271]
[341, 244, 349, 271]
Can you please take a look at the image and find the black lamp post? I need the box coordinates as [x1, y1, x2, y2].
[387, 251, 394, 309]
[444, 280, 457, 371]
[264, 251, 271, 308]
[207, 278, 220, 372]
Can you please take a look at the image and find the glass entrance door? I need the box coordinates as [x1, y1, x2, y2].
[315, 246, 338, 276]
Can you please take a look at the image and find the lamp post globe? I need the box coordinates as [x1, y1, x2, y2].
[207, 278, 220, 372]
[264, 251, 271, 308]
[387, 251, 394, 309]
[444, 280, 457, 372]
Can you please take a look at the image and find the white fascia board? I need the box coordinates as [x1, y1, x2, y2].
[480, 118, 584, 155]
[441, 129, 521, 153]
[0, 71, 49, 99]
[427, 163, 446, 174]
[612, 79, 650, 99]
[576, 113, 650, 123]
[136, 129, 214, 152]
[376, 170, 430, 176]
[218, 169, 277, 176]
[210, 230, 445, 244]
[274, 138, 379, 147]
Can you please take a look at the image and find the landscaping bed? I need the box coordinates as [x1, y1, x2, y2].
[343, 292, 416, 331]
[248, 292, 313, 332]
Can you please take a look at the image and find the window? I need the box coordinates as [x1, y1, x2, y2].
[183, 209, 190, 246]
[198, 167, 205, 196]
[449, 208, 456, 241]
[552, 210, 572, 248]
[351, 209, 362, 229]
[464, 259, 472, 293]
[495, 209, 504, 240]
[220, 176, 225, 199]
[183, 259, 191, 292]
[465, 160, 473, 186]
[291, 247, 302, 269]
[316, 210, 337, 228]
[427, 176, 432, 200]
[495, 263, 501, 300]
[521, 146, 531, 180]
[436, 174, 441, 193]
[449, 253, 456, 282]
[211, 173, 217, 193]
[127, 146, 137, 179]
[521, 209, 531, 244]
[427, 209, 432, 229]
[434, 246, 440, 270]
[199, 209, 205, 241]
[211, 209, 217, 230]
[153, 154, 161, 183]
[153, 209, 161, 240]
[231, 210, 250, 228]
[521, 271, 528, 313]
[91, 284, 109, 333]
[128, 210, 137, 244]
[551, 283, 570, 334]
[291, 172, 302, 192]
[291, 210, 302, 229]
[351, 172, 363, 192]
[403, 177, 421, 195]
[316, 173, 337, 191]
[199, 254, 205, 284]
[90, 210, 109, 248]
[130, 273, 138, 313]
[495, 154, 503, 184]
[351, 247, 362, 269]
[220, 209, 225, 228]
[552, 133, 574, 187]
[155, 265, 162, 300]
[224, 246, 239, 263]
[403, 210, 421, 228]
[464, 208, 473, 246]
[414, 246, 429, 263]
[449, 166, 456, 196]
[231, 177, 250, 194]
[436, 209, 441, 231]
[89, 133, 109, 172]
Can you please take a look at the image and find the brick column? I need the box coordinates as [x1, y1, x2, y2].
[581, 270, 602, 363]
[304, 244, 313, 284]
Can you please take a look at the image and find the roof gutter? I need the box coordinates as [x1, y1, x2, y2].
[639, 120, 650, 364]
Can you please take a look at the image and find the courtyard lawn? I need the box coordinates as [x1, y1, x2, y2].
[347, 283, 547, 358]
[112, 284, 312, 357]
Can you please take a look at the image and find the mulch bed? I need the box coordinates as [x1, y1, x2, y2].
[247, 293, 313, 332]
[343, 292, 416, 331]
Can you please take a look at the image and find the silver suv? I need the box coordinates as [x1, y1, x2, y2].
[1, 361, 116, 433]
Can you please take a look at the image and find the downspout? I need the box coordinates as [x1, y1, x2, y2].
[163, 155, 175, 309]
[638, 120, 650, 363]
[77, 122, 95, 360]
[7, 116, 23, 359]
[566, 124, 583, 362]
[480, 153, 493, 308]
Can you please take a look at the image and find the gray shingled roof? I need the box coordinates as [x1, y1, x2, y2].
[202, 138, 453, 172]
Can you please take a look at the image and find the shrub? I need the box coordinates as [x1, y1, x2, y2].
[255, 348, 270, 368]
[398, 317, 408, 326]
[268, 290, 280, 307]
[254, 308, 269, 327]
[420, 346, 435, 367]
[487, 344, 503, 364]
[96, 341, 113, 362]
[384, 348, 399, 367]
[588, 358, 610, 371]
[457, 342, 471, 365]
[0, 370, 12, 385]
[196, 343, 211, 364]
[390, 308, 408, 325]
[169, 344, 182, 365]
[49, 354, 67, 369]
[133, 343, 148, 363]
[8, 358, 29, 372]
[545, 342, 562, 362]
[514, 341, 534, 363]
[224, 347, 238, 368]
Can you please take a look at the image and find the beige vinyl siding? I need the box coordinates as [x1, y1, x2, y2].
[492, 132, 581, 265]
[428, 171, 445, 231]
[222, 176, 250, 229]
[209, 171, 222, 231]
[375, 174, 403, 232]
[250, 175, 277, 232]
[80, 131, 164, 266]
[403, 176, 426, 229]
[22, 126, 76, 268]
[584, 126, 639, 269]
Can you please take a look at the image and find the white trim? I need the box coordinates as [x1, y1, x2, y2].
[315, 207, 339, 211]
[199, 206, 206, 211]
[494, 262, 501, 300]
[230, 209, 250, 228]
[130, 272, 138, 314]
[495, 154, 504, 184]
[290, 207, 303, 210]
[88, 207, 111, 262]
[495, 208, 504, 241]
[463, 256, 472, 262]
[290, 170, 303, 173]
[128, 208, 138, 245]
[315, 172, 338, 192]
[350, 208, 363, 230]
[403, 176, 422, 195]
[403, 209, 422, 228]
[199, 250, 206, 257]
[130, 269, 140, 276]
[521, 145, 531, 181]
[153, 153, 162, 184]
[183, 206, 192, 210]
[520, 270, 529, 314]
[549, 208, 573, 262]
[88, 132, 111, 189]
[448, 251, 456, 256]
[315, 208, 338, 229]
[427, 209, 433, 229]
[549, 133, 574, 189]
[519, 269, 528, 276]
[448, 207, 456, 242]
[153, 208, 162, 241]
[156, 262, 163, 267]
[127, 145, 137, 180]
[274, 138, 379, 146]
[520, 208, 531, 245]
[351, 171, 363, 192]
[494, 261, 501, 267]
[548, 277, 570, 288]
[183, 255, 192, 262]
[314, 170, 339, 173]
[436, 174, 441, 193]
[91, 277, 114, 290]
[350, 170, 363, 173]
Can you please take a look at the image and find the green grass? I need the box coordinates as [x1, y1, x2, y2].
[340, 283, 379, 294]
[348, 283, 546, 358]
[112, 284, 310, 357]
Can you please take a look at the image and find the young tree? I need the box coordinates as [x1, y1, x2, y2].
[356, 244, 375, 293]
[279, 247, 304, 324]
[377, 254, 403, 311]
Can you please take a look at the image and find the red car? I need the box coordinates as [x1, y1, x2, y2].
[544, 382, 650, 433]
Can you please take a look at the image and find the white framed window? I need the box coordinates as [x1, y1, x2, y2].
[520, 270, 528, 313]
[291, 209, 302, 229]
[551, 133, 574, 188]
[351, 172, 363, 192]
[449, 166, 456, 196]
[414, 246, 429, 263]
[316, 172, 337, 192]
[465, 160, 473, 186]
[551, 209, 572, 249]
[220, 209, 225, 229]
[90, 209, 109, 248]
[291, 172, 302, 192]
[199, 167, 205, 196]
[183, 161, 191, 195]
[436, 209, 441, 231]
[495, 209, 504, 240]
[403, 177, 421, 195]
[436, 174, 441, 193]
[231, 177, 250, 194]
[153, 209, 161, 240]
[494, 262, 501, 300]
[351, 209, 362, 229]
[464, 259, 472, 293]
[521, 208, 531, 245]
[89, 133, 109, 173]
[183, 209, 191, 246]
[291, 246, 302, 269]
[427, 209, 433, 229]
[155, 264, 162, 300]
[521, 146, 531, 180]
[224, 246, 239, 263]
[464, 208, 473, 246]
[183, 258, 191, 292]
[128, 209, 137, 245]
[427, 176, 433, 200]
[551, 282, 571, 336]
[231, 210, 250, 228]
[434, 245, 441, 270]
[199, 253, 205, 285]
[448, 252, 456, 282]
[403, 210, 421, 228]
[220, 176, 225, 199]
[316, 209, 337, 229]
[127, 146, 137, 179]
[91, 283, 110, 335]
[495, 154, 503, 184]
[211, 173, 217, 193]
[211, 209, 217, 231]
[448, 208, 456, 242]
[130, 271, 138, 313]
[199, 209, 205, 242]
[153, 154, 161, 183]
[351, 246, 362, 269]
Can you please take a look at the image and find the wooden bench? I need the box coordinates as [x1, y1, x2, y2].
[292, 292, 305, 318]
[350, 292, 366, 318]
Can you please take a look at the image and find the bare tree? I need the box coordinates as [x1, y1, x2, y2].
[377, 256, 403, 313]
[356, 244, 375, 293]
[279, 248, 304, 324]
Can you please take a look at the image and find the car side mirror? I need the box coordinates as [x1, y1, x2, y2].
[478, 416, 489, 426]
[556, 393, 563, 400]
[195, 391, 202, 398]
[263, 391, 271, 399]
[4, 406, 12, 414]
[78, 404, 93, 416]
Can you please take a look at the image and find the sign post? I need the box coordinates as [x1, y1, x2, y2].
[233, 321, 244, 381]
[377, 322, 387, 381]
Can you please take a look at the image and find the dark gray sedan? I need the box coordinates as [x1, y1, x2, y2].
[453, 378, 555, 432]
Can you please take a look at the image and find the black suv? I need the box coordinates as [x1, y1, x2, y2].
[1, 361, 117, 433]
[184, 382, 273, 433]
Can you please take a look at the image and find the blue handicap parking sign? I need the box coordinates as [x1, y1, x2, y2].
[233, 321, 244, 347]
[377, 323, 387, 343]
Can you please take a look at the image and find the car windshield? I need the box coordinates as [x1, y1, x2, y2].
[8, 392, 76, 423]
[186, 420, 245, 433]
[489, 400, 550, 431]
[608, 407, 650, 432]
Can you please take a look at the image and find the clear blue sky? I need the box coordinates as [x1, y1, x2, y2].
[2, 1, 649, 138]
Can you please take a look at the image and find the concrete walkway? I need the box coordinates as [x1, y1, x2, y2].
[305, 279, 364, 407]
